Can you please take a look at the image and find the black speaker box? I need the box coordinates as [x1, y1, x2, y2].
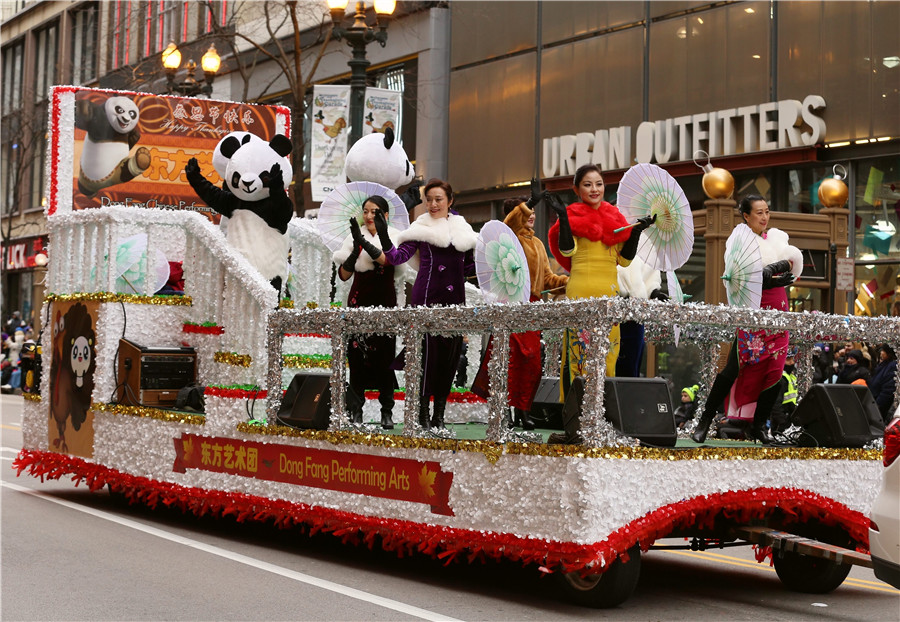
[563, 377, 677, 447]
[794, 383, 882, 448]
[278, 373, 332, 430]
[531, 376, 563, 428]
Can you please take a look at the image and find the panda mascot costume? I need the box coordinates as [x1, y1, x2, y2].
[184, 132, 294, 298]
[75, 95, 150, 197]
[344, 127, 422, 212]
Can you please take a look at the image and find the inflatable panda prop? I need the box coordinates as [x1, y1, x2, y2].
[185, 133, 294, 298]
[75, 95, 151, 197]
[344, 127, 422, 211]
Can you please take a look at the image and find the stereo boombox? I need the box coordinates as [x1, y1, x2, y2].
[116, 338, 197, 408]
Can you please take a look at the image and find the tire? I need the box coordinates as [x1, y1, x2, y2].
[772, 550, 851, 593]
[555, 544, 641, 608]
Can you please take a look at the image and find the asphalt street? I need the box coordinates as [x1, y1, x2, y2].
[2, 394, 898, 621]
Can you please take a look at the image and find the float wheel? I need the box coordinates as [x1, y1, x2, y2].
[555, 544, 641, 608]
[772, 550, 851, 593]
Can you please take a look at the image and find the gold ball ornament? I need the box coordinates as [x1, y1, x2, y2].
[818, 176, 848, 208]
[701, 167, 735, 199]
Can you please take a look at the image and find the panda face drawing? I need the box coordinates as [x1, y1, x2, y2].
[70, 336, 92, 388]
[104, 96, 140, 134]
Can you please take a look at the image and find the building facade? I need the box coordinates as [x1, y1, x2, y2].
[1, 0, 451, 332]
[447, 1, 899, 321]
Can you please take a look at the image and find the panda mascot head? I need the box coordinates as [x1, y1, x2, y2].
[212, 131, 264, 181]
[344, 127, 415, 192]
[219, 132, 293, 202]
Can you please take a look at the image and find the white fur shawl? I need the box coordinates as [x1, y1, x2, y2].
[758, 227, 803, 278]
[617, 256, 662, 299]
[396, 213, 478, 252]
[333, 226, 401, 273]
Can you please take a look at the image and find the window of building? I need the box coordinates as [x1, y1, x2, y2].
[142, 1, 189, 59]
[109, 0, 133, 70]
[852, 155, 900, 316]
[71, 3, 99, 84]
[1, 40, 24, 112]
[34, 23, 59, 104]
[203, 0, 230, 33]
[29, 111, 48, 211]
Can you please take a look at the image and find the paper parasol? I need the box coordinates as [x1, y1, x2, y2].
[666, 270, 685, 304]
[317, 181, 409, 252]
[721, 223, 762, 308]
[617, 163, 694, 272]
[475, 221, 531, 304]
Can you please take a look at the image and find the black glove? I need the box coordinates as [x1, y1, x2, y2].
[373, 210, 393, 251]
[546, 193, 574, 254]
[184, 157, 202, 182]
[649, 288, 670, 301]
[399, 179, 423, 211]
[620, 214, 656, 260]
[349, 218, 382, 260]
[762, 260, 795, 289]
[266, 162, 284, 194]
[341, 244, 361, 274]
[525, 177, 543, 208]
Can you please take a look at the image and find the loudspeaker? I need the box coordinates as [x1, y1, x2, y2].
[562, 377, 677, 447]
[531, 376, 563, 428]
[278, 373, 332, 430]
[794, 383, 882, 448]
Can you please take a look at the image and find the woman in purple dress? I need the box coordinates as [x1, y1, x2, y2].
[333, 195, 402, 429]
[376, 179, 478, 429]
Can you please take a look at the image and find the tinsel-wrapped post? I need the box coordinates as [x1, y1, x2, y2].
[543, 329, 563, 376]
[578, 318, 628, 447]
[486, 328, 511, 442]
[401, 329, 423, 436]
[265, 311, 286, 422]
[328, 327, 349, 430]
[795, 340, 814, 400]
[892, 348, 900, 413]
[694, 336, 722, 422]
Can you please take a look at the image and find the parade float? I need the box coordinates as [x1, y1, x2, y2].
[13, 87, 897, 607]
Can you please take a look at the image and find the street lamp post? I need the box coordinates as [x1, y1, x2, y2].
[162, 42, 221, 97]
[328, 0, 396, 147]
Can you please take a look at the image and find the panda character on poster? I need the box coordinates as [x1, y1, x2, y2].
[185, 132, 294, 298]
[75, 95, 151, 197]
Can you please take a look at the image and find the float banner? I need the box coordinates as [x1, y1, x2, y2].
[172, 433, 454, 515]
[310, 84, 351, 202]
[362, 87, 401, 137]
[56, 86, 289, 217]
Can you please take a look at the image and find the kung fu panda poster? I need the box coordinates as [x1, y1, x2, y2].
[48, 86, 291, 218]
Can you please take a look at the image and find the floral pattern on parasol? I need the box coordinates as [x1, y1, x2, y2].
[317, 181, 409, 252]
[617, 163, 694, 272]
[475, 220, 531, 304]
[722, 223, 763, 309]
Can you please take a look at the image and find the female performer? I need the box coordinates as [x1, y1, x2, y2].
[547, 164, 655, 397]
[692, 194, 803, 443]
[502, 189, 569, 428]
[332, 196, 402, 429]
[376, 179, 478, 429]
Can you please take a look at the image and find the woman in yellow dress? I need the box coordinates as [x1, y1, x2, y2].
[547, 164, 655, 398]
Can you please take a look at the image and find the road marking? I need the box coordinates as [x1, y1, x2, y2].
[659, 549, 899, 594]
[1, 481, 463, 621]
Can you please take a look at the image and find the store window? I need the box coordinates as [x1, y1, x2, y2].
[783, 165, 833, 214]
[852, 156, 900, 316]
[71, 3, 99, 84]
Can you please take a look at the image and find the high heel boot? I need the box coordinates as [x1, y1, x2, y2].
[691, 411, 715, 443]
[431, 398, 447, 429]
[418, 399, 430, 429]
[380, 409, 394, 430]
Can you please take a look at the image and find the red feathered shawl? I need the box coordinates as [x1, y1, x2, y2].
[548, 201, 631, 272]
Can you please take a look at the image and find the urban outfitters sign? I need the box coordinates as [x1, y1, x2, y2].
[542, 94, 826, 177]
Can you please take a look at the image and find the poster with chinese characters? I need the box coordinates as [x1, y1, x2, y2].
[362, 87, 401, 138]
[310, 84, 350, 202]
[55, 87, 290, 220]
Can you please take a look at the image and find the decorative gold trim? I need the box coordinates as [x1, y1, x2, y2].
[91, 402, 206, 426]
